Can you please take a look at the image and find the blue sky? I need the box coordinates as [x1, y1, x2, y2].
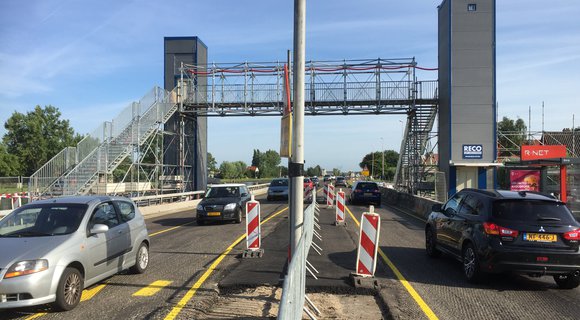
[1, 1, 579, 172]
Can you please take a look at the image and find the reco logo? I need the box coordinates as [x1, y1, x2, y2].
[464, 145, 482, 152]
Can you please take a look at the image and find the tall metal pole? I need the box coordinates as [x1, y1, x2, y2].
[381, 137, 384, 180]
[289, 0, 306, 260]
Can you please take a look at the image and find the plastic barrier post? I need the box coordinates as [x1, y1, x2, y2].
[335, 189, 346, 225]
[354, 206, 380, 278]
[243, 195, 264, 258]
[327, 184, 335, 208]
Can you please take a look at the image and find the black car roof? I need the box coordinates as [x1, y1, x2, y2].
[461, 188, 559, 202]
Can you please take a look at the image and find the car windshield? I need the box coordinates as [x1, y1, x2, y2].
[337, 177, 345, 181]
[205, 186, 240, 198]
[270, 179, 288, 187]
[493, 200, 577, 224]
[0, 204, 88, 237]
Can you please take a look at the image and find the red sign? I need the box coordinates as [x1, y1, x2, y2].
[521, 145, 566, 161]
[510, 170, 540, 192]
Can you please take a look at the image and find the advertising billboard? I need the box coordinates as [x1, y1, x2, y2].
[521, 145, 567, 161]
[510, 170, 540, 192]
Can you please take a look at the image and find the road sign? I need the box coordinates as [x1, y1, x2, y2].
[280, 113, 292, 158]
[361, 169, 369, 177]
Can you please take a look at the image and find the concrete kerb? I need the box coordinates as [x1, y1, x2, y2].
[381, 188, 441, 221]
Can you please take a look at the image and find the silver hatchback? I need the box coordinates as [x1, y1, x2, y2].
[0, 196, 150, 311]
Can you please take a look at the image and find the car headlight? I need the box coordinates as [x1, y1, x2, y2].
[196, 204, 204, 211]
[224, 203, 237, 211]
[4, 259, 49, 279]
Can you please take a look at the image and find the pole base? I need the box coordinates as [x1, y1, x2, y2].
[242, 249, 264, 258]
[334, 221, 346, 226]
[350, 273, 380, 290]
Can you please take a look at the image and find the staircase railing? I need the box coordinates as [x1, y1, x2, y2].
[60, 87, 177, 196]
[29, 86, 177, 197]
[28, 146, 77, 195]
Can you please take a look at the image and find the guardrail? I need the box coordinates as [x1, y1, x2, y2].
[278, 193, 319, 319]
[0, 183, 272, 220]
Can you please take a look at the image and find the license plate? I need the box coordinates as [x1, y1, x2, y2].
[524, 233, 557, 242]
[364, 193, 373, 196]
[207, 212, 221, 217]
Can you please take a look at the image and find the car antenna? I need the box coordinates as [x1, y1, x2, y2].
[518, 191, 527, 197]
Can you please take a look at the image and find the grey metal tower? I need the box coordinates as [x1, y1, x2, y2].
[438, 0, 498, 197]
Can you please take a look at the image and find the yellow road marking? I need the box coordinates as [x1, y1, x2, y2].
[345, 205, 439, 320]
[25, 313, 47, 320]
[149, 221, 197, 237]
[164, 206, 288, 320]
[133, 280, 173, 297]
[80, 283, 107, 302]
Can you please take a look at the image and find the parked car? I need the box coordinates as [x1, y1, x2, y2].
[335, 176, 348, 187]
[267, 178, 289, 201]
[348, 181, 381, 206]
[323, 175, 331, 183]
[196, 184, 251, 225]
[425, 189, 580, 288]
[0, 196, 150, 311]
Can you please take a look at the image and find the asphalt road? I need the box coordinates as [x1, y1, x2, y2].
[345, 202, 580, 320]
[1, 195, 289, 320]
[3, 189, 580, 320]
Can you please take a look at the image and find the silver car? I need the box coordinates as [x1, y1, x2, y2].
[0, 196, 150, 311]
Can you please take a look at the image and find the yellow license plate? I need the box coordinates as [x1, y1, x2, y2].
[524, 233, 557, 242]
[207, 212, 221, 217]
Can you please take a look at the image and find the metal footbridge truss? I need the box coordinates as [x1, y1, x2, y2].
[179, 58, 438, 191]
[29, 58, 438, 197]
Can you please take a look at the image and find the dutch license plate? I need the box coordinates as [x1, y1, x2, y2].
[207, 212, 221, 217]
[524, 233, 557, 242]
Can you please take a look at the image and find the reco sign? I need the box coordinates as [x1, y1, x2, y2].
[462, 144, 483, 159]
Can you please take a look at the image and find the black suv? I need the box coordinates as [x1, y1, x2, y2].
[425, 189, 580, 288]
[196, 184, 251, 225]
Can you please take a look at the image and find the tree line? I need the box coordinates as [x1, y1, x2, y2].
[1, 106, 82, 176]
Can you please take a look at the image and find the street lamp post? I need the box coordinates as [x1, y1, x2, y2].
[371, 151, 374, 179]
[381, 137, 384, 181]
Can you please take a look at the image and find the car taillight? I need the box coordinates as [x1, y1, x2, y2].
[373, 189, 379, 193]
[483, 222, 519, 238]
[354, 189, 362, 193]
[563, 228, 580, 241]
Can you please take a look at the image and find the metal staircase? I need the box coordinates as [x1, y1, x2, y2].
[29, 87, 178, 197]
[394, 89, 438, 193]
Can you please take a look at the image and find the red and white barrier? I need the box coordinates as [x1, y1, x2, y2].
[244, 195, 263, 258]
[326, 184, 335, 207]
[335, 189, 345, 224]
[246, 195, 261, 250]
[355, 206, 381, 277]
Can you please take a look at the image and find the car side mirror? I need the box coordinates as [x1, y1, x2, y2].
[90, 224, 109, 235]
[241, 193, 248, 198]
[432, 204, 443, 212]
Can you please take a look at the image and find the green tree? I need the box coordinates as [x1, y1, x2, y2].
[359, 150, 399, 178]
[3, 105, 82, 176]
[306, 165, 322, 177]
[258, 149, 281, 177]
[497, 116, 527, 158]
[0, 143, 20, 176]
[251, 149, 261, 167]
[219, 161, 248, 179]
[207, 152, 218, 172]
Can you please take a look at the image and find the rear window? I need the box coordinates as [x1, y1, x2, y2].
[356, 182, 378, 190]
[493, 200, 577, 224]
[271, 179, 288, 186]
